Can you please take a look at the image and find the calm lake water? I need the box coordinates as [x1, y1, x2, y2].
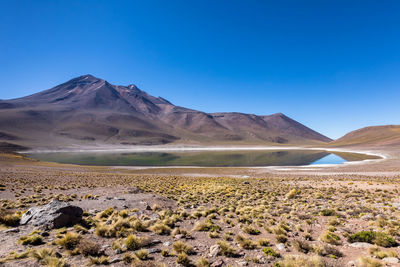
[27, 149, 380, 167]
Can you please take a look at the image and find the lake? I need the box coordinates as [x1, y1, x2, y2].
[27, 149, 380, 167]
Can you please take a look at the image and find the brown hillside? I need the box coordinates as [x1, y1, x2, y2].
[0, 75, 331, 148]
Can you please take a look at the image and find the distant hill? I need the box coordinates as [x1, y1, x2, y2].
[0, 75, 331, 148]
[330, 125, 400, 147]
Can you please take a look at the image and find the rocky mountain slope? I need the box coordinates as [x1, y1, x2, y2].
[0, 75, 331, 148]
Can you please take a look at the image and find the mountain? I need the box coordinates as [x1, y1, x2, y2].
[330, 125, 400, 147]
[0, 75, 331, 148]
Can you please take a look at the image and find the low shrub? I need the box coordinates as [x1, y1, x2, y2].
[217, 241, 239, 257]
[56, 232, 81, 250]
[263, 247, 280, 258]
[235, 235, 257, 249]
[78, 238, 101, 256]
[320, 231, 341, 245]
[125, 234, 145, 251]
[173, 241, 195, 255]
[18, 234, 43, 246]
[348, 231, 396, 247]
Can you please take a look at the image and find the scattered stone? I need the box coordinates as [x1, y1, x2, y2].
[3, 228, 19, 233]
[148, 213, 161, 220]
[347, 260, 356, 266]
[361, 214, 373, 221]
[163, 241, 171, 246]
[211, 259, 224, 267]
[109, 256, 123, 264]
[242, 181, 249, 185]
[20, 200, 83, 229]
[149, 239, 162, 245]
[106, 197, 113, 200]
[392, 203, 400, 209]
[349, 242, 374, 249]
[175, 234, 184, 240]
[147, 248, 161, 254]
[236, 261, 248, 266]
[256, 254, 266, 264]
[99, 244, 109, 254]
[128, 187, 143, 194]
[209, 244, 221, 257]
[237, 251, 245, 257]
[114, 197, 125, 201]
[276, 243, 287, 251]
[383, 257, 400, 264]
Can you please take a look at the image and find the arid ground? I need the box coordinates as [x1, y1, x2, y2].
[1, 146, 400, 267]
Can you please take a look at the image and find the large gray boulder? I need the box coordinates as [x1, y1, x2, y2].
[20, 200, 83, 229]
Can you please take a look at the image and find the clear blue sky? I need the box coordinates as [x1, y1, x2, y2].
[1, 0, 400, 139]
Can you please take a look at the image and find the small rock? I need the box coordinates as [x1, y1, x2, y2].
[209, 244, 221, 257]
[242, 181, 249, 185]
[276, 243, 287, 251]
[109, 256, 123, 264]
[236, 261, 248, 266]
[105, 220, 112, 225]
[149, 239, 162, 245]
[347, 260, 356, 266]
[361, 214, 373, 221]
[237, 250, 245, 257]
[383, 257, 400, 264]
[256, 254, 266, 264]
[349, 242, 374, 249]
[211, 259, 224, 267]
[149, 213, 161, 220]
[128, 187, 143, 194]
[106, 197, 113, 200]
[114, 197, 125, 201]
[392, 203, 400, 209]
[163, 241, 171, 246]
[148, 248, 161, 254]
[175, 234, 184, 240]
[4, 228, 19, 233]
[115, 248, 123, 254]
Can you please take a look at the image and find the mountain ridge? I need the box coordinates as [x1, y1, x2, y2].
[0, 75, 332, 148]
[329, 125, 400, 147]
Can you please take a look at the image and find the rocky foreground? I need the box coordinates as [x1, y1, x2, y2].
[1, 154, 400, 266]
